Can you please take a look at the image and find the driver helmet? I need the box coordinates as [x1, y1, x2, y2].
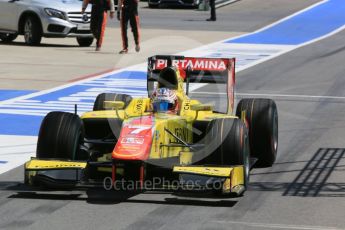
[152, 88, 177, 112]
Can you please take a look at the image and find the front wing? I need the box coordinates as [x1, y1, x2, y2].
[24, 158, 246, 195]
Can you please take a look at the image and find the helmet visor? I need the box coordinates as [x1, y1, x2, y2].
[153, 101, 173, 112]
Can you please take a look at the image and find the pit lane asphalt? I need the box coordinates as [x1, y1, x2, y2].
[3, 0, 345, 229]
[0, 0, 320, 91]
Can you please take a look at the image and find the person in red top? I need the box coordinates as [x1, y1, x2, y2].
[82, 0, 115, 51]
[117, 0, 140, 54]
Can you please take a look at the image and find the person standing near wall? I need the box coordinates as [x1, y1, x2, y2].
[206, 0, 216, 21]
[82, 0, 115, 51]
[117, 0, 140, 54]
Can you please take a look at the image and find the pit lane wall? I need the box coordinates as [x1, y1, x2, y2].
[0, 0, 345, 174]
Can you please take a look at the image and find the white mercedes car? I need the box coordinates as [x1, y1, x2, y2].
[0, 0, 94, 46]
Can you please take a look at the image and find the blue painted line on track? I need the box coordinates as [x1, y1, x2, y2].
[226, 0, 345, 45]
[0, 71, 146, 136]
[0, 90, 37, 101]
[0, 114, 43, 136]
[28, 71, 146, 103]
[0, 161, 8, 164]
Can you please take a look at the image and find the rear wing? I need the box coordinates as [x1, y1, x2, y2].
[147, 55, 236, 114]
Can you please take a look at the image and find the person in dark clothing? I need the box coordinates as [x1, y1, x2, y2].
[117, 0, 140, 54]
[82, 0, 115, 51]
[206, 0, 216, 21]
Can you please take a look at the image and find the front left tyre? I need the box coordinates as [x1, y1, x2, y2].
[23, 16, 42, 46]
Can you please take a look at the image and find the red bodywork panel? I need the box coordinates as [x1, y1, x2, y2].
[112, 115, 154, 161]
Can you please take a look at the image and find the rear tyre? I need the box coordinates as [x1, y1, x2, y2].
[236, 98, 278, 167]
[204, 118, 250, 187]
[0, 33, 17, 42]
[24, 16, 42, 46]
[93, 93, 133, 111]
[36, 112, 85, 160]
[77, 37, 94, 47]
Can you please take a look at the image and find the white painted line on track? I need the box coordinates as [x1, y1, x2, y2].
[215, 0, 238, 8]
[181, 0, 345, 74]
[192, 92, 345, 100]
[0, 68, 126, 106]
[181, 0, 329, 53]
[247, 0, 329, 35]
[237, 93, 345, 100]
[0, 135, 37, 174]
[213, 220, 343, 230]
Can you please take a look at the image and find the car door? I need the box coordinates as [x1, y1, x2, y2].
[0, 0, 21, 32]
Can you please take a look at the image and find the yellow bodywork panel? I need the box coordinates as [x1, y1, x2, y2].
[230, 166, 244, 186]
[103, 101, 125, 110]
[81, 98, 151, 119]
[173, 166, 234, 177]
[81, 110, 126, 119]
[190, 104, 214, 112]
[179, 151, 193, 165]
[25, 159, 87, 170]
[174, 165, 245, 194]
[149, 115, 192, 159]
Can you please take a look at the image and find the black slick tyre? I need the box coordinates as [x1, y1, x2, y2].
[204, 118, 250, 187]
[93, 93, 133, 111]
[236, 98, 278, 167]
[36, 112, 84, 160]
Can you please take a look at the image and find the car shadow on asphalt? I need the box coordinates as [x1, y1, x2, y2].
[0, 41, 79, 48]
[249, 148, 345, 197]
[3, 183, 238, 207]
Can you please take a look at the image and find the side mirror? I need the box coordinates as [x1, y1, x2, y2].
[191, 104, 214, 112]
[103, 101, 125, 110]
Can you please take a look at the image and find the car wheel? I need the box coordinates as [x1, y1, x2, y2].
[93, 93, 133, 111]
[24, 16, 42, 46]
[77, 37, 94, 47]
[204, 118, 250, 187]
[0, 33, 18, 43]
[36, 112, 85, 160]
[236, 98, 278, 167]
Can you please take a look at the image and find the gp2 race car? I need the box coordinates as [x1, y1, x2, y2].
[24, 55, 278, 196]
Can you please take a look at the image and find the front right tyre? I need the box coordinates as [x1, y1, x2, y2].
[36, 112, 85, 160]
